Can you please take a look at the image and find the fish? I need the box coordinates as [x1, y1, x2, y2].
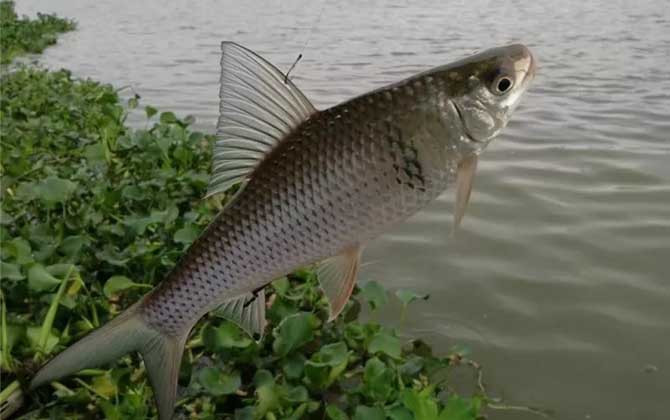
[30, 41, 536, 419]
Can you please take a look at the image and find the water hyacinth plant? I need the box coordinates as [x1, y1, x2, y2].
[0, 1, 75, 64]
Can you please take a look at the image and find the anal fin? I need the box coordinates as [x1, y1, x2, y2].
[212, 288, 267, 339]
[317, 245, 363, 321]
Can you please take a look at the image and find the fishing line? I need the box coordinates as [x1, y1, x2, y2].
[284, 0, 327, 83]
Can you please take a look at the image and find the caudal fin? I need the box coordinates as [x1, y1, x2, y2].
[30, 301, 189, 420]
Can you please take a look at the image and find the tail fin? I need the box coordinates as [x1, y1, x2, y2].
[30, 302, 189, 420]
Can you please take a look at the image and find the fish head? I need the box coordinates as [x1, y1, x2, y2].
[433, 44, 536, 153]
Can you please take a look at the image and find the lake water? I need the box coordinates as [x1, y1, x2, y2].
[17, 1, 670, 419]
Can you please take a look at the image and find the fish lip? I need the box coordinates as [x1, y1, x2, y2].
[452, 100, 482, 143]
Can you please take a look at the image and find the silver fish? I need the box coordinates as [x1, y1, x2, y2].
[30, 42, 536, 418]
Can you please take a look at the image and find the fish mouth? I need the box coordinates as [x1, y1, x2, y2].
[452, 100, 482, 144]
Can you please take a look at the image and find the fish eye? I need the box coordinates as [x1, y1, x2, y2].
[492, 75, 514, 95]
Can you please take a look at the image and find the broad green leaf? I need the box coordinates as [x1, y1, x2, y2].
[395, 289, 429, 306]
[326, 405, 349, 420]
[368, 330, 401, 359]
[438, 396, 481, 420]
[92, 372, 117, 398]
[103, 275, 150, 298]
[28, 263, 62, 291]
[202, 321, 252, 351]
[159, 111, 177, 124]
[363, 357, 394, 402]
[254, 369, 280, 416]
[60, 235, 89, 257]
[234, 407, 255, 420]
[173, 224, 199, 244]
[282, 353, 306, 379]
[26, 326, 59, 354]
[145, 105, 158, 119]
[0, 261, 24, 280]
[353, 406, 385, 420]
[36, 175, 77, 205]
[196, 367, 240, 396]
[0, 208, 13, 225]
[360, 280, 388, 310]
[400, 355, 424, 377]
[7, 238, 32, 264]
[308, 342, 349, 367]
[272, 312, 318, 357]
[282, 384, 309, 403]
[402, 387, 439, 420]
[387, 406, 414, 420]
[83, 142, 106, 162]
[2, 324, 25, 352]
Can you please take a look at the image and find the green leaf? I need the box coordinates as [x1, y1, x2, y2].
[7, 238, 32, 264]
[202, 321, 252, 351]
[0, 208, 14, 225]
[159, 111, 177, 124]
[326, 405, 349, 420]
[0, 261, 24, 280]
[402, 387, 439, 420]
[60, 235, 89, 257]
[363, 357, 394, 402]
[36, 175, 77, 205]
[173, 224, 199, 244]
[368, 330, 401, 359]
[103, 275, 150, 298]
[282, 384, 309, 403]
[439, 396, 481, 420]
[282, 353, 306, 379]
[26, 326, 59, 354]
[309, 342, 349, 367]
[92, 372, 117, 398]
[145, 105, 158, 119]
[305, 344, 350, 390]
[387, 406, 414, 420]
[127, 95, 139, 109]
[360, 280, 388, 310]
[353, 405, 385, 420]
[254, 370, 280, 416]
[395, 289, 429, 306]
[196, 367, 241, 396]
[272, 312, 318, 357]
[28, 263, 62, 291]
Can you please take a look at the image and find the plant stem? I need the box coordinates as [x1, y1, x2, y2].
[34, 264, 75, 361]
[1, 290, 14, 371]
[0, 380, 23, 419]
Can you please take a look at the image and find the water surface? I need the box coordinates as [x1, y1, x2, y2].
[18, 1, 670, 419]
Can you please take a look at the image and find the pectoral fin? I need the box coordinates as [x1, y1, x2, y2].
[212, 288, 267, 339]
[454, 154, 478, 231]
[317, 245, 363, 321]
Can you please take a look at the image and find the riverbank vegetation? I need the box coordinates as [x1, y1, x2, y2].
[0, 6, 511, 420]
[0, 1, 75, 64]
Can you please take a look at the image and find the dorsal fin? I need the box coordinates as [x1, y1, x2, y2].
[207, 42, 317, 197]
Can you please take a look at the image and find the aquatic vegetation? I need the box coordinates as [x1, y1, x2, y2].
[0, 1, 75, 64]
[0, 67, 493, 419]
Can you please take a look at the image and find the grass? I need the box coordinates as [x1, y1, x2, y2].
[0, 1, 75, 64]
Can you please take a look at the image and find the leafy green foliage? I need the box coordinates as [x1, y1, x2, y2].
[0, 1, 75, 64]
[0, 55, 490, 419]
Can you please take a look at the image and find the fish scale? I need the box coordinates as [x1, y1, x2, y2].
[30, 42, 535, 419]
[142, 82, 453, 335]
